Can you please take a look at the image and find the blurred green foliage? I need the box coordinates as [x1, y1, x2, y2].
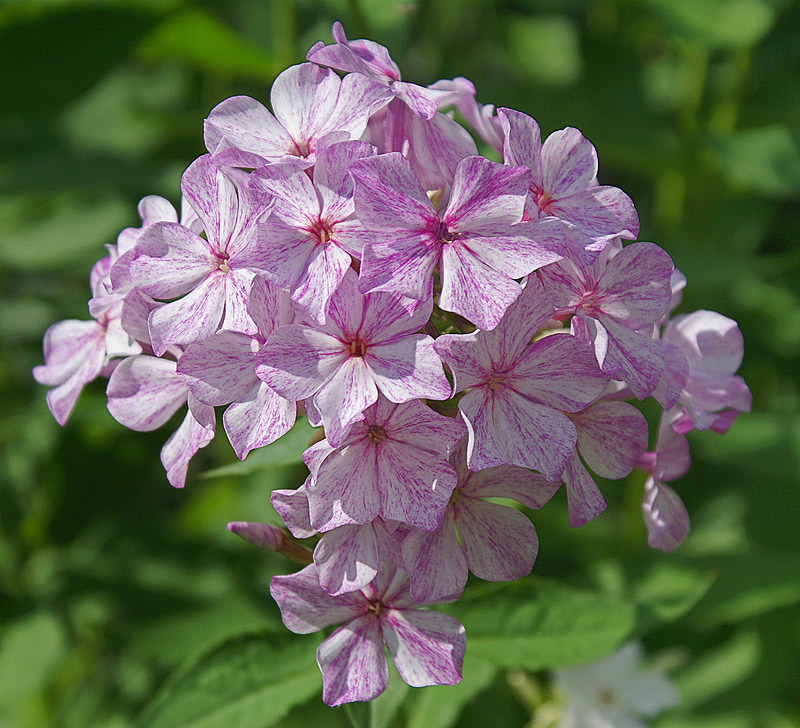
[1, 0, 798, 726]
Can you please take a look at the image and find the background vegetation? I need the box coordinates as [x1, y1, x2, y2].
[1, 0, 798, 726]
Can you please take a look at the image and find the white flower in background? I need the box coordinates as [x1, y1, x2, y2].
[552, 642, 679, 728]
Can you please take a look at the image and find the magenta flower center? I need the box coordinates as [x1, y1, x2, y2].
[435, 220, 458, 245]
[366, 599, 385, 617]
[310, 218, 334, 245]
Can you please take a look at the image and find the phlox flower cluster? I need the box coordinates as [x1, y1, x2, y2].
[34, 21, 751, 706]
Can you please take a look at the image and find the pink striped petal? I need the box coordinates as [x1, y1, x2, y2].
[315, 357, 378, 447]
[434, 332, 491, 393]
[161, 400, 215, 488]
[291, 240, 352, 325]
[270, 563, 364, 634]
[318, 615, 387, 706]
[456, 498, 538, 581]
[642, 477, 689, 553]
[358, 232, 439, 300]
[314, 522, 380, 596]
[360, 288, 433, 344]
[251, 158, 319, 227]
[599, 315, 665, 400]
[498, 107, 543, 184]
[106, 356, 187, 431]
[204, 95, 295, 161]
[271, 481, 315, 539]
[562, 450, 607, 527]
[541, 128, 597, 199]
[573, 401, 648, 479]
[180, 155, 238, 249]
[463, 464, 560, 510]
[367, 336, 451, 403]
[223, 382, 295, 460]
[315, 140, 376, 222]
[221, 269, 258, 334]
[381, 609, 465, 687]
[131, 222, 217, 299]
[147, 274, 227, 356]
[549, 185, 639, 239]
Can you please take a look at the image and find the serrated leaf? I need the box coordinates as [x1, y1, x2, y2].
[138, 632, 321, 728]
[201, 417, 317, 479]
[447, 578, 636, 671]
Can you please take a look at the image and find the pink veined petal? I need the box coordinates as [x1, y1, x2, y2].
[391, 81, 452, 119]
[599, 315, 665, 400]
[487, 389, 578, 481]
[457, 388, 510, 471]
[360, 288, 433, 344]
[271, 481, 315, 539]
[308, 440, 382, 531]
[381, 609, 465, 688]
[177, 330, 259, 406]
[147, 274, 227, 356]
[463, 464, 561, 510]
[456, 498, 538, 582]
[597, 242, 674, 326]
[642, 477, 689, 553]
[367, 336, 451, 403]
[307, 27, 390, 80]
[223, 382, 295, 460]
[458, 226, 563, 279]
[221, 269, 258, 335]
[204, 95, 295, 161]
[245, 218, 318, 289]
[539, 256, 588, 311]
[270, 563, 365, 634]
[439, 242, 522, 330]
[540, 127, 598, 199]
[374, 439, 457, 530]
[120, 289, 158, 346]
[251, 157, 320, 228]
[315, 140, 376, 222]
[34, 318, 106, 387]
[511, 333, 608, 412]
[315, 522, 380, 596]
[246, 276, 295, 338]
[655, 421, 691, 482]
[402, 510, 468, 603]
[498, 107, 543, 183]
[314, 357, 378, 447]
[548, 185, 639, 240]
[256, 325, 348, 401]
[180, 155, 238, 249]
[318, 615, 388, 707]
[374, 398, 466, 457]
[322, 71, 393, 138]
[350, 153, 439, 231]
[433, 331, 492, 394]
[138, 194, 179, 226]
[385, 101, 478, 190]
[573, 401, 648, 479]
[562, 450, 607, 527]
[131, 222, 217, 299]
[653, 340, 690, 410]
[291, 240, 352, 325]
[269, 63, 342, 152]
[106, 356, 187, 432]
[160, 401, 215, 488]
[358, 232, 439, 300]
[322, 266, 365, 339]
[444, 156, 530, 231]
[329, 217, 371, 259]
[665, 309, 745, 377]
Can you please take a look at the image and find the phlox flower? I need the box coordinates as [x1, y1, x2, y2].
[499, 108, 639, 241]
[350, 152, 567, 330]
[204, 62, 389, 169]
[255, 268, 451, 445]
[435, 276, 608, 480]
[402, 438, 560, 602]
[299, 395, 466, 532]
[245, 140, 375, 324]
[130, 155, 273, 356]
[270, 561, 465, 706]
[540, 241, 674, 399]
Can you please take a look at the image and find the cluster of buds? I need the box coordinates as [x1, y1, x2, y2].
[34, 22, 751, 706]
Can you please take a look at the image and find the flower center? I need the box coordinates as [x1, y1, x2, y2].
[366, 425, 387, 444]
[367, 599, 384, 617]
[218, 254, 231, 274]
[310, 218, 334, 245]
[486, 373, 504, 390]
[435, 220, 457, 245]
[531, 184, 555, 213]
[349, 339, 367, 357]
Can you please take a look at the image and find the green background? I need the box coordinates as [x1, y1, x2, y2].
[1, 0, 798, 726]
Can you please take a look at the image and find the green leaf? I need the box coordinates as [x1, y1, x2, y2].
[715, 125, 800, 198]
[0, 611, 68, 712]
[201, 418, 318, 479]
[405, 657, 496, 728]
[138, 632, 321, 728]
[675, 631, 761, 709]
[507, 16, 582, 87]
[138, 9, 281, 81]
[633, 563, 716, 627]
[447, 578, 636, 671]
[0, 193, 131, 272]
[368, 661, 409, 728]
[644, 0, 774, 49]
